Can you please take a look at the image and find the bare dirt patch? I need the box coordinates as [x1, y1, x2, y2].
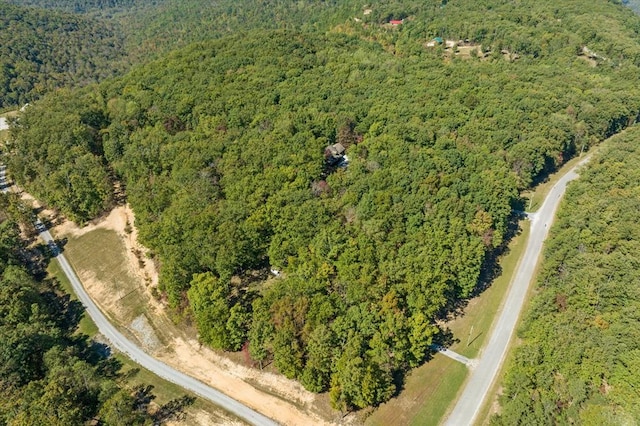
[53, 205, 337, 426]
[130, 314, 163, 352]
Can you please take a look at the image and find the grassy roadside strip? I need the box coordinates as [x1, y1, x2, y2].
[47, 251, 247, 425]
[49, 259, 98, 336]
[474, 334, 517, 425]
[448, 222, 531, 360]
[475, 141, 610, 424]
[433, 221, 531, 425]
[473, 247, 545, 426]
[113, 353, 247, 423]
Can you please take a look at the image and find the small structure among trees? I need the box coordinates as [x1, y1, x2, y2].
[324, 143, 346, 166]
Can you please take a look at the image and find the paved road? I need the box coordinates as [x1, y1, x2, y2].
[0, 166, 277, 426]
[443, 156, 592, 426]
[45, 233, 277, 426]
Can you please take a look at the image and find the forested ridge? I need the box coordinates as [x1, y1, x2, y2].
[5, 0, 640, 105]
[493, 128, 640, 424]
[0, 196, 187, 425]
[0, 1, 128, 109]
[5, 0, 640, 411]
[4, 0, 151, 13]
[0, 0, 416, 108]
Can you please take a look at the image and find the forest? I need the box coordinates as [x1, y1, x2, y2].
[4, 0, 148, 13]
[3, 0, 640, 413]
[0, 195, 188, 425]
[493, 128, 640, 424]
[0, 1, 129, 109]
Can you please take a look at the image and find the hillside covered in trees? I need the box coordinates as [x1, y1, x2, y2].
[0, 1, 129, 109]
[4, 0, 148, 13]
[5, 0, 640, 412]
[493, 128, 640, 424]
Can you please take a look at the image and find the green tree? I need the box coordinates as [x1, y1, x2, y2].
[187, 272, 233, 350]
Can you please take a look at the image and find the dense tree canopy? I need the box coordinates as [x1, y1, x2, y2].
[5, 0, 640, 411]
[0, 2, 128, 108]
[5, 0, 150, 13]
[494, 127, 640, 424]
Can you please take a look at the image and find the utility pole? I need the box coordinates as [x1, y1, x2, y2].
[467, 325, 474, 347]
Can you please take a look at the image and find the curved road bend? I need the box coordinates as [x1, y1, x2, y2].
[444, 155, 592, 426]
[36, 225, 277, 426]
[2, 120, 277, 425]
[38, 225, 278, 426]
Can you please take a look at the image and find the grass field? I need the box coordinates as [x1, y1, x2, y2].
[366, 221, 531, 426]
[62, 228, 155, 330]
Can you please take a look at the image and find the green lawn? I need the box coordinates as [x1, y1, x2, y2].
[368, 356, 468, 426]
